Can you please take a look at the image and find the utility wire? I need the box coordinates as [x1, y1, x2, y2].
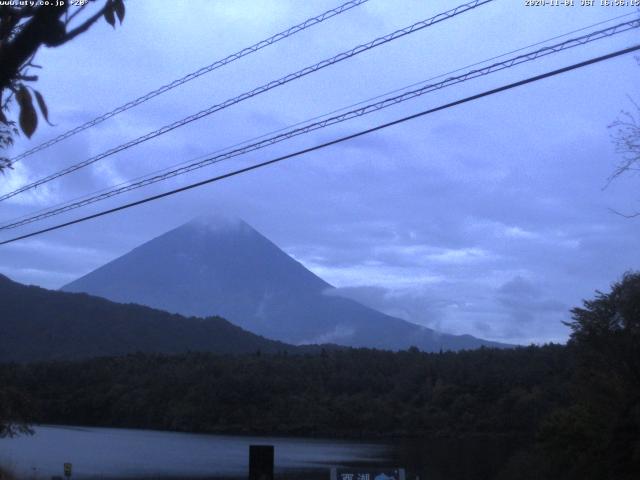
[2, 18, 638, 231]
[1, 43, 638, 246]
[6, 10, 632, 229]
[0, 0, 494, 203]
[7, 0, 370, 165]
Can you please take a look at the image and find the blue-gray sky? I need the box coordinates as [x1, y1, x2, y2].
[1, 0, 639, 344]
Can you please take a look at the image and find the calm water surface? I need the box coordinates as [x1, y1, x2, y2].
[0, 425, 390, 479]
[0, 425, 524, 480]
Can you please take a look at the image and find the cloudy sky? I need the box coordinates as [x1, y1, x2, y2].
[1, 0, 639, 345]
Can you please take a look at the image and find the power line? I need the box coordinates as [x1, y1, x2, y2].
[7, 0, 371, 165]
[3, 18, 637, 229]
[2, 18, 638, 231]
[6, 10, 632, 230]
[0, 0, 494, 203]
[1, 43, 637, 246]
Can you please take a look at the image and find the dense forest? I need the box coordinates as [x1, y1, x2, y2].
[0, 345, 570, 438]
[1, 273, 639, 479]
[0, 274, 315, 363]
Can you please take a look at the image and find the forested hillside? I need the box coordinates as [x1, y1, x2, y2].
[0, 274, 305, 362]
[2, 273, 638, 480]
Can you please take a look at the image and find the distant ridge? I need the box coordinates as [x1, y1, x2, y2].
[62, 216, 510, 351]
[0, 273, 306, 363]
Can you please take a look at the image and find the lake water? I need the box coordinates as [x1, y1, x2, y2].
[0, 425, 524, 479]
[0, 425, 390, 479]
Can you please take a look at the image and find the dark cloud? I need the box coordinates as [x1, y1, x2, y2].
[496, 276, 568, 328]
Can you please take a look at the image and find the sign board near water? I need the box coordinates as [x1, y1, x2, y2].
[249, 445, 274, 480]
[330, 467, 406, 480]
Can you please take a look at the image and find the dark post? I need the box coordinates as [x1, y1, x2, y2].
[249, 445, 274, 480]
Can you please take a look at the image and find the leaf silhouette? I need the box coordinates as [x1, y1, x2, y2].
[34, 90, 54, 126]
[114, 0, 125, 23]
[104, 4, 116, 28]
[16, 86, 37, 138]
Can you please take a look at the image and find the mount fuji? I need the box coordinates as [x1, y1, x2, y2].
[62, 216, 508, 351]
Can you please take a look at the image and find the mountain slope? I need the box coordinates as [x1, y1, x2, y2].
[63, 216, 509, 351]
[0, 274, 303, 363]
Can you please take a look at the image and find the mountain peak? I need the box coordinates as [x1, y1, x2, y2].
[63, 217, 509, 351]
[186, 214, 250, 234]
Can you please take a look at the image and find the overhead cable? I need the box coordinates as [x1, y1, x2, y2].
[1, 43, 638, 246]
[11, 9, 631, 229]
[2, 18, 637, 231]
[7, 0, 371, 165]
[0, 0, 494, 202]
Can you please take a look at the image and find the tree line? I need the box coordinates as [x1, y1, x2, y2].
[1, 272, 639, 479]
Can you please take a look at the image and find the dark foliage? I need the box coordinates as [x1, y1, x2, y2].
[0, 383, 32, 438]
[0, 345, 573, 479]
[0, 0, 125, 169]
[2, 272, 639, 479]
[538, 272, 640, 480]
[0, 345, 570, 439]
